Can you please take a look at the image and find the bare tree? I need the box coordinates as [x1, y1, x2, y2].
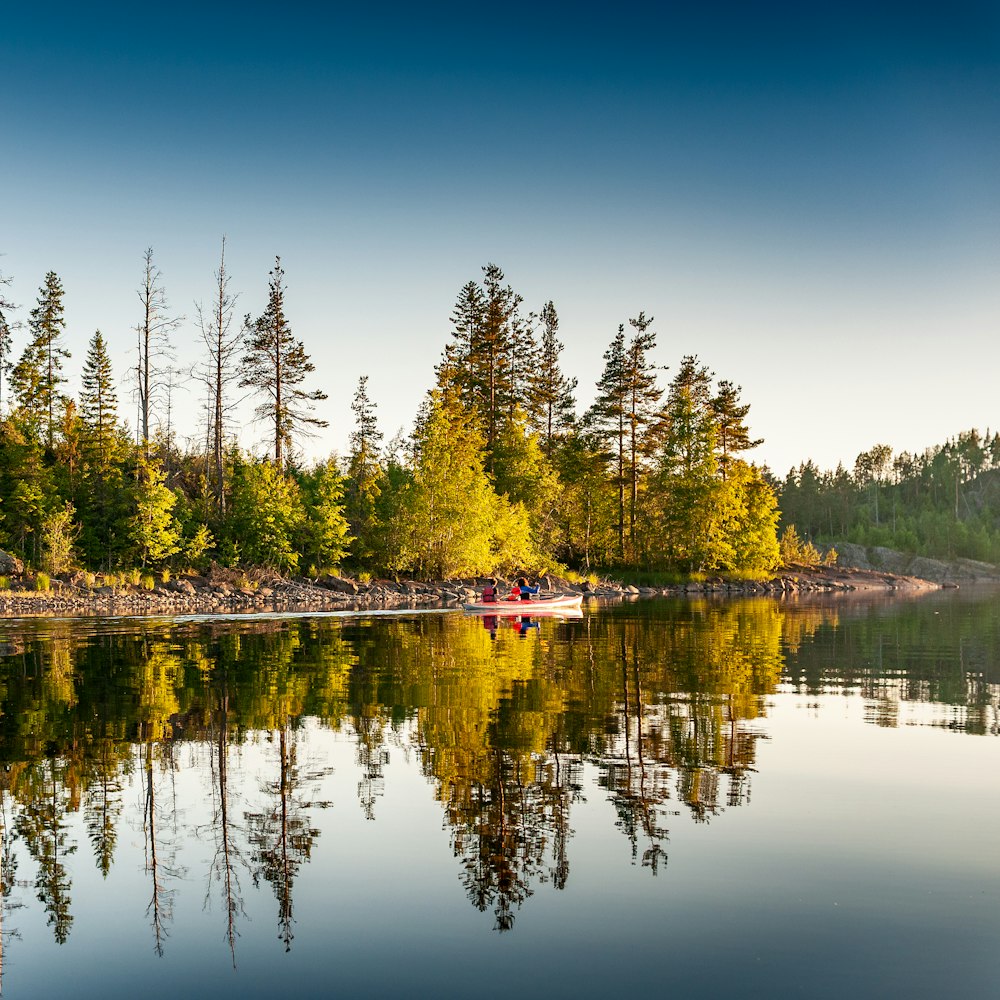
[0, 265, 18, 413]
[135, 248, 182, 456]
[195, 237, 243, 514]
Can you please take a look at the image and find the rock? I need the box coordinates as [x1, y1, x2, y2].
[319, 575, 359, 594]
[0, 550, 23, 575]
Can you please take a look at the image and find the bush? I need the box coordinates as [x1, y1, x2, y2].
[779, 525, 821, 567]
[35, 572, 51, 592]
[140, 574, 156, 591]
[0, 576, 9, 591]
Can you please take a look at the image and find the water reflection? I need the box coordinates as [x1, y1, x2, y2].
[0, 592, 995, 980]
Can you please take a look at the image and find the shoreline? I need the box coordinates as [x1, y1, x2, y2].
[0, 564, 946, 619]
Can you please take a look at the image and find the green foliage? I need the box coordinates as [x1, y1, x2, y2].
[40, 503, 78, 575]
[346, 375, 384, 564]
[10, 271, 69, 450]
[184, 524, 214, 567]
[779, 525, 822, 566]
[0, 257, 785, 582]
[35, 571, 50, 591]
[228, 458, 305, 571]
[0, 575, 9, 591]
[491, 412, 561, 562]
[298, 460, 352, 570]
[393, 391, 497, 578]
[127, 457, 182, 567]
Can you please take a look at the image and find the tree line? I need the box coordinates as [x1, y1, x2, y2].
[0, 252, 779, 579]
[779, 429, 1000, 564]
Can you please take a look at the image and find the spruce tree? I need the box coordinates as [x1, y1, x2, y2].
[11, 271, 69, 450]
[79, 331, 126, 567]
[80, 331, 119, 471]
[346, 375, 383, 563]
[241, 257, 328, 469]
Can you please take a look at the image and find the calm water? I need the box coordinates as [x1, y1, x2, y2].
[0, 591, 997, 999]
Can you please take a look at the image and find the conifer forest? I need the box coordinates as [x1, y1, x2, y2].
[0, 252, 995, 581]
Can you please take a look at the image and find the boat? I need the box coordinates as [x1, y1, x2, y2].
[462, 594, 584, 613]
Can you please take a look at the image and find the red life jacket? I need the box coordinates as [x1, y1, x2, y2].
[482, 586, 497, 603]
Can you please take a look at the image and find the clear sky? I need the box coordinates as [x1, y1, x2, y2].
[3, 1, 998, 476]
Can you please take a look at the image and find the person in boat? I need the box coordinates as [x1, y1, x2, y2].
[509, 577, 539, 602]
[481, 578, 499, 603]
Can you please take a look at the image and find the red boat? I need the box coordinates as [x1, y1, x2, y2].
[462, 594, 584, 613]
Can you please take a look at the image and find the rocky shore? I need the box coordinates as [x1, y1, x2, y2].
[0, 559, 947, 619]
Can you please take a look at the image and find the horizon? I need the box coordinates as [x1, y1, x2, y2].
[4, 2, 998, 476]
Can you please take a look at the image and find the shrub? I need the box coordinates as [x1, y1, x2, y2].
[161, 568, 172, 584]
[35, 572, 51, 592]
[0, 576, 9, 591]
[140, 574, 155, 591]
[779, 525, 821, 567]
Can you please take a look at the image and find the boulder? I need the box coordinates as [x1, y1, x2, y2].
[320, 575, 359, 594]
[0, 550, 23, 575]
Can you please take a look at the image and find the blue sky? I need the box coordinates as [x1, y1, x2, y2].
[3, 2, 998, 474]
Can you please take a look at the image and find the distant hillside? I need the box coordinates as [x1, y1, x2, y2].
[779, 429, 1000, 565]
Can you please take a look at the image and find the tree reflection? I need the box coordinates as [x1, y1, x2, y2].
[245, 725, 330, 951]
[204, 675, 247, 968]
[0, 592, 991, 952]
[15, 759, 75, 944]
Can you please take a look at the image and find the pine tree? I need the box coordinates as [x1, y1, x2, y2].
[11, 271, 69, 450]
[532, 301, 577, 455]
[437, 264, 528, 467]
[241, 257, 328, 469]
[711, 379, 762, 480]
[587, 325, 628, 557]
[587, 315, 662, 561]
[623, 311, 662, 553]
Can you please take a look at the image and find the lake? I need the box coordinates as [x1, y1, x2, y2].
[0, 590, 997, 998]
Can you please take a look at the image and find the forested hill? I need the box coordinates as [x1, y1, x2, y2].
[0, 258, 780, 581]
[779, 431, 1000, 565]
